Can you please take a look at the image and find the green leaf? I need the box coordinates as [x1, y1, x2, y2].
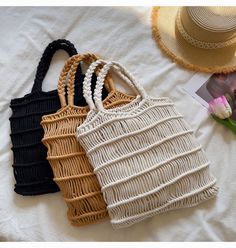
[212, 115, 236, 135]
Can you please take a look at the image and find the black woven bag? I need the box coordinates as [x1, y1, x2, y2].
[9, 39, 93, 196]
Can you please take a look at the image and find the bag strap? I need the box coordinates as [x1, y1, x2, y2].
[82, 59, 103, 110]
[83, 59, 147, 111]
[31, 39, 79, 93]
[57, 54, 115, 107]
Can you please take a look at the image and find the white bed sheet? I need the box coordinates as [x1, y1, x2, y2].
[0, 6, 235, 242]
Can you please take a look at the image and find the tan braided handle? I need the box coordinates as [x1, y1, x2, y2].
[58, 53, 115, 107]
[58, 55, 77, 107]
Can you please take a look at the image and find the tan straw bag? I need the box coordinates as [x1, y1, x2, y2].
[41, 54, 135, 226]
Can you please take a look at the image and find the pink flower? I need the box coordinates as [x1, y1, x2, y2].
[209, 95, 232, 119]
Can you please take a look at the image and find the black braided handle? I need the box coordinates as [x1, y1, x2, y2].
[31, 39, 80, 93]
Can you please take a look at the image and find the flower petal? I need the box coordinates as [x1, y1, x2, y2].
[208, 95, 232, 119]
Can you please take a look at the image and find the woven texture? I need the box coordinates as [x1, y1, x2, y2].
[151, 7, 236, 74]
[77, 60, 219, 229]
[9, 39, 83, 196]
[176, 8, 236, 49]
[41, 54, 135, 226]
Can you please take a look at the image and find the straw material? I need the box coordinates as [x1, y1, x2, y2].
[151, 6, 236, 74]
[41, 54, 135, 226]
[77, 60, 218, 229]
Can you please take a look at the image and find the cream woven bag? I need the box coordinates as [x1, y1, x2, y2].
[77, 59, 218, 229]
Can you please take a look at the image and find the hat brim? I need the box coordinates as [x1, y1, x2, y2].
[151, 7, 236, 74]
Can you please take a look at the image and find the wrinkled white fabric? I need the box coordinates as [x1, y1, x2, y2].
[0, 6, 235, 241]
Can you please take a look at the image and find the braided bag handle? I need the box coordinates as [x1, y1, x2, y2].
[57, 53, 98, 107]
[82, 59, 103, 110]
[58, 54, 116, 107]
[31, 39, 79, 93]
[83, 59, 148, 111]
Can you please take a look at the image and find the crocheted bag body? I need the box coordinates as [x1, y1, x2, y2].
[9, 39, 83, 196]
[41, 54, 135, 226]
[77, 60, 219, 229]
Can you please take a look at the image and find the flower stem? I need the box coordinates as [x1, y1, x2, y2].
[212, 115, 236, 135]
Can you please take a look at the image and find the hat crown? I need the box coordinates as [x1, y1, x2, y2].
[187, 7, 236, 32]
[151, 7, 236, 73]
[178, 7, 236, 46]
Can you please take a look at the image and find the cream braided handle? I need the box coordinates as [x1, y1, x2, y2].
[82, 60, 103, 110]
[82, 58, 118, 110]
[93, 60, 148, 111]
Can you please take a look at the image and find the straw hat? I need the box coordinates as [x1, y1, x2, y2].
[151, 7, 236, 73]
